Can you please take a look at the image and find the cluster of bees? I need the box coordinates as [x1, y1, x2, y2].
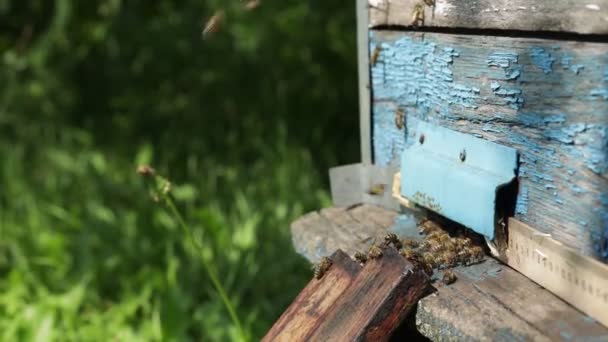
[312, 218, 486, 285]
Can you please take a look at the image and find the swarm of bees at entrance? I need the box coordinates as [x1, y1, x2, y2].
[349, 217, 486, 283]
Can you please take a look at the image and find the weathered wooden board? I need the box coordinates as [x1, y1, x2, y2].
[262, 250, 361, 342]
[307, 247, 429, 341]
[369, 0, 608, 35]
[329, 163, 399, 210]
[290, 204, 608, 340]
[370, 31, 608, 261]
[418, 258, 608, 341]
[358, 0, 373, 164]
[290, 204, 401, 263]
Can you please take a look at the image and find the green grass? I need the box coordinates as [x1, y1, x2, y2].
[0, 126, 332, 340]
[0, 0, 357, 339]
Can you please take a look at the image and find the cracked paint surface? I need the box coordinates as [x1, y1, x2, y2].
[370, 31, 608, 260]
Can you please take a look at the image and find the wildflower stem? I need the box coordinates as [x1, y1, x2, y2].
[164, 196, 247, 342]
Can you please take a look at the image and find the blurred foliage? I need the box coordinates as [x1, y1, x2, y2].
[0, 0, 358, 340]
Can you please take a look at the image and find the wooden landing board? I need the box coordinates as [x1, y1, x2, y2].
[263, 248, 429, 342]
[370, 30, 608, 261]
[368, 0, 608, 35]
[290, 204, 608, 341]
[290, 203, 402, 263]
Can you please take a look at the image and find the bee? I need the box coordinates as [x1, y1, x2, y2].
[136, 165, 156, 177]
[313, 257, 333, 279]
[370, 46, 381, 66]
[383, 233, 402, 249]
[428, 240, 443, 253]
[417, 240, 430, 251]
[354, 251, 368, 264]
[470, 246, 485, 260]
[394, 108, 405, 130]
[402, 238, 419, 248]
[439, 234, 451, 243]
[419, 219, 441, 235]
[400, 248, 417, 260]
[422, 252, 436, 269]
[411, 4, 425, 27]
[243, 0, 261, 10]
[368, 183, 386, 196]
[426, 231, 445, 242]
[202, 10, 225, 38]
[442, 270, 457, 285]
[444, 241, 457, 253]
[455, 237, 472, 248]
[368, 245, 384, 259]
[439, 251, 457, 268]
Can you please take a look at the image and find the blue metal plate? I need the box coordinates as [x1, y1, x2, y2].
[400, 121, 518, 239]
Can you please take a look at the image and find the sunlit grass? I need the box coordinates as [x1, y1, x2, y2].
[0, 130, 329, 340]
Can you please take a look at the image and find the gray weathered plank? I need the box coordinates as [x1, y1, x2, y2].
[290, 204, 399, 263]
[358, 0, 373, 164]
[290, 205, 608, 341]
[370, 30, 608, 261]
[419, 259, 608, 341]
[369, 0, 608, 35]
[329, 163, 399, 211]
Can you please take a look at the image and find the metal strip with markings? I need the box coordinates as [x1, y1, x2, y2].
[506, 218, 608, 327]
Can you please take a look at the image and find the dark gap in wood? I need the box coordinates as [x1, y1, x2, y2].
[372, 25, 608, 43]
[495, 177, 519, 257]
[390, 303, 431, 341]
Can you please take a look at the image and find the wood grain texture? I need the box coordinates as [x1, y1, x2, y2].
[307, 247, 429, 342]
[369, 0, 608, 35]
[329, 163, 400, 211]
[290, 204, 400, 263]
[418, 258, 608, 341]
[262, 250, 361, 342]
[370, 30, 608, 261]
[290, 205, 608, 340]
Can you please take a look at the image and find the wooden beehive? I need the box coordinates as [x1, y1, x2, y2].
[277, 1, 608, 340]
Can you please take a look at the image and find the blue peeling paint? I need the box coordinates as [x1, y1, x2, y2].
[487, 51, 518, 68]
[372, 103, 407, 166]
[601, 193, 608, 206]
[505, 69, 521, 80]
[487, 51, 521, 80]
[370, 34, 608, 259]
[493, 86, 525, 109]
[570, 184, 586, 194]
[530, 47, 555, 74]
[572, 65, 585, 74]
[516, 186, 529, 215]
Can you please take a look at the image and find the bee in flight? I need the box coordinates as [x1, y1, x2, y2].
[202, 10, 225, 38]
